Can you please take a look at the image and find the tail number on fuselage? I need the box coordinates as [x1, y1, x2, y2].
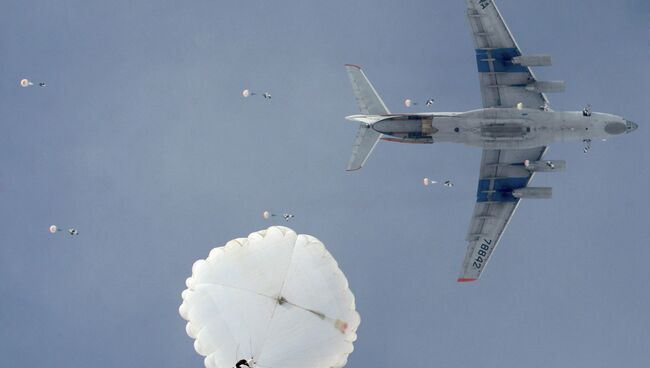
[472, 239, 492, 269]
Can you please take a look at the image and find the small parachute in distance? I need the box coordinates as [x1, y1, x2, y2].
[404, 98, 417, 107]
[422, 177, 437, 186]
[49, 224, 79, 236]
[423, 177, 453, 188]
[242, 89, 271, 100]
[405, 98, 434, 108]
[262, 210, 294, 221]
[179, 226, 360, 368]
[20, 79, 46, 88]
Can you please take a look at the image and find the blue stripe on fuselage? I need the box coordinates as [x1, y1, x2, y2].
[475, 48, 528, 73]
[476, 176, 529, 203]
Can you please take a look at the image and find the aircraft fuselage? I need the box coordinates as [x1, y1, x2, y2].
[349, 108, 637, 149]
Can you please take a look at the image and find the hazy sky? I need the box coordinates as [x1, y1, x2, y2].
[1, 1, 649, 367]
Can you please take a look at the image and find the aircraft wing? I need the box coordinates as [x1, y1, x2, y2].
[458, 147, 547, 282]
[459, 1, 551, 281]
[465, 0, 549, 109]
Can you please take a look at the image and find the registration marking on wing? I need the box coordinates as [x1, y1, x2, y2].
[472, 238, 493, 270]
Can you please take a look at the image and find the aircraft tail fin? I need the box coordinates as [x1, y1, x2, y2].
[344, 65, 389, 171]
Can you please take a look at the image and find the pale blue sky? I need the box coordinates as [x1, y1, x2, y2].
[1, 1, 649, 367]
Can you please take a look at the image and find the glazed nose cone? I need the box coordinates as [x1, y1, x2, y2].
[625, 120, 638, 133]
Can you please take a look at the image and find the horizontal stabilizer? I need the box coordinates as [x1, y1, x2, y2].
[345, 65, 390, 115]
[347, 126, 382, 171]
[345, 65, 389, 170]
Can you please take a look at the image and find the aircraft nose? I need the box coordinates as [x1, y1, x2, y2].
[625, 120, 638, 133]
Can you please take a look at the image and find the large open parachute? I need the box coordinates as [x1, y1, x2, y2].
[179, 226, 360, 368]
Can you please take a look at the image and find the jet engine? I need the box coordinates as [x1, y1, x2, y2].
[381, 137, 433, 144]
[512, 54, 552, 67]
[525, 81, 566, 93]
[512, 187, 552, 199]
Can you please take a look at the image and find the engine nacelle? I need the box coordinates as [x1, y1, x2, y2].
[524, 160, 566, 172]
[512, 187, 552, 199]
[525, 81, 565, 93]
[381, 137, 433, 144]
[512, 54, 552, 67]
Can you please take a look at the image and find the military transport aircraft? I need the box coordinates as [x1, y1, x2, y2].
[344, 0, 638, 282]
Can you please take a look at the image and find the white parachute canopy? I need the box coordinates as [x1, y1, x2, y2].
[262, 210, 271, 219]
[242, 89, 252, 97]
[20, 79, 33, 87]
[423, 177, 439, 186]
[49, 224, 79, 235]
[179, 226, 360, 368]
[404, 98, 413, 107]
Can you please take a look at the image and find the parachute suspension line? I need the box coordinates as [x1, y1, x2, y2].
[234, 345, 256, 368]
[255, 240, 299, 363]
[203, 286, 264, 367]
[251, 362, 271, 368]
[279, 298, 326, 320]
[243, 307, 255, 366]
[278, 297, 348, 333]
[255, 296, 280, 364]
[306, 309, 326, 320]
[203, 289, 241, 360]
[241, 337, 257, 368]
[212, 285, 270, 365]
